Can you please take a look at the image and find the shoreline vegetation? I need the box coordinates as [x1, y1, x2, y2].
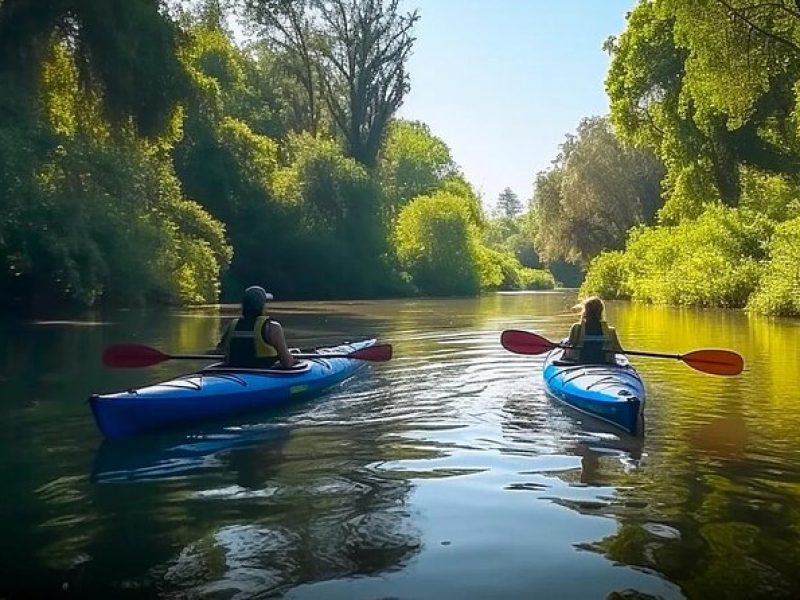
[0, 0, 554, 313]
[576, 2, 800, 318]
[3, 1, 800, 316]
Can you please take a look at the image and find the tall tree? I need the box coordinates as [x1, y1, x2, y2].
[378, 119, 458, 216]
[495, 187, 522, 217]
[246, 0, 419, 167]
[533, 116, 664, 266]
[0, 0, 189, 136]
[607, 0, 800, 216]
[242, 0, 323, 133]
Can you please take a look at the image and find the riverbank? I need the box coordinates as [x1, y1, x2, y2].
[581, 205, 800, 318]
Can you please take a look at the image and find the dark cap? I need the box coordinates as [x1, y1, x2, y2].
[242, 285, 273, 316]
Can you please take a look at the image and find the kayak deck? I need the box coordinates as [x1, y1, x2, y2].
[90, 339, 375, 439]
[542, 348, 645, 435]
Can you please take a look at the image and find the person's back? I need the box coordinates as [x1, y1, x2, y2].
[225, 314, 278, 368]
[218, 286, 297, 369]
[562, 296, 623, 364]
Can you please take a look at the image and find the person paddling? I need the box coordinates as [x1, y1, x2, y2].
[561, 296, 624, 364]
[217, 286, 297, 368]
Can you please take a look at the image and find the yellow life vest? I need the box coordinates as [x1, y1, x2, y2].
[222, 315, 278, 364]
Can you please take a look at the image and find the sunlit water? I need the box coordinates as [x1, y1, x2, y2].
[2, 292, 800, 599]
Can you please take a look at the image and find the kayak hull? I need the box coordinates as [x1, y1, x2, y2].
[542, 348, 645, 435]
[90, 339, 374, 439]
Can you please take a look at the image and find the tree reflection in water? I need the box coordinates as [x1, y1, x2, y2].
[87, 420, 422, 598]
[504, 389, 800, 599]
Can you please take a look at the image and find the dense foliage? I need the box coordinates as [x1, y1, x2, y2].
[0, 0, 555, 310]
[579, 0, 800, 316]
[0, 17, 228, 308]
[393, 191, 482, 296]
[582, 206, 770, 307]
[532, 116, 664, 268]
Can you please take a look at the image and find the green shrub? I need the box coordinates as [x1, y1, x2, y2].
[518, 267, 557, 290]
[476, 247, 555, 290]
[580, 251, 630, 298]
[747, 217, 800, 316]
[582, 206, 771, 308]
[393, 191, 481, 295]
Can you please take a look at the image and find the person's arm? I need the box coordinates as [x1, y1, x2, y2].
[266, 320, 297, 367]
[605, 327, 624, 363]
[215, 322, 231, 354]
[609, 327, 624, 352]
[562, 323, 580, 360]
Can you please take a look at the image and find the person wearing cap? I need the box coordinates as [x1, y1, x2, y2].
[561, 295, 624, 364]
[217, 286, 297, 368]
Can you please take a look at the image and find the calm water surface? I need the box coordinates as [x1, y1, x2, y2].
[2, 292, 800, 599]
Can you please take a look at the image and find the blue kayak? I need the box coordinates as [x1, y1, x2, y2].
[542, 348, 645, 435]
[90, 339, 375, 439]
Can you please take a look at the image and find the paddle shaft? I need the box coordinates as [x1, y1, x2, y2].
[162, 353, 372, 360]
[552, 343, 681, 361]
[501, 330, 744, 375]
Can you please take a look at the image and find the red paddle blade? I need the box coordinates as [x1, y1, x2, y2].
[682, 349, 744, 376]
[103, 344, 171, 368]
[500, 330, 557, 355]
[350, 344, 392, 361]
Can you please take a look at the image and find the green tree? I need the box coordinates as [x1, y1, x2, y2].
[392, 191, 481, 296]
[246, 0, 419, 167]
[1, 37, 230, 308]
[533, 116, 664, 266]
[495, 187, 523, 217]
[272, 132, 395, 297]
[606, 0, 800, 215]
[378, 119, 458, 216]
[0, 0, 189, 137]
[483, 209, 541, 268]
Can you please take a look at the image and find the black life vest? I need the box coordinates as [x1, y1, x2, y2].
[222, 316, 278, 367]
[575, 319, 613, 364]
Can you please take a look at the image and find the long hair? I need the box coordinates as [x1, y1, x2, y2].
[574, 296, 604, 323]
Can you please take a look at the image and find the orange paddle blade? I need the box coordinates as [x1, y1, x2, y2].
[103, 344, 171, 368]
[681, 349, 744, 376]
[500, 330, 558, 355]
[350, 343, 392, 361]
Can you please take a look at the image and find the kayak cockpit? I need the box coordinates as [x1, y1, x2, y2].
[200, 361, 312, 375]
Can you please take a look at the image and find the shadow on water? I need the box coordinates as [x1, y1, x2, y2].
[91, 423, 293, 484]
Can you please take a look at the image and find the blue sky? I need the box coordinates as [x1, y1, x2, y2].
[397, 0, 636, 210]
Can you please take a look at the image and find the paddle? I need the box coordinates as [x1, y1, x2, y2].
[103, 343, 393, 368]
[500, 330, 744, 376]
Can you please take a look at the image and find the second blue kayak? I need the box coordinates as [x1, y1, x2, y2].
[90, 339, 375, 439]
[542, 348, 645, 435]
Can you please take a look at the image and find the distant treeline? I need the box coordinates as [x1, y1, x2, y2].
[0, 0, 554, 310]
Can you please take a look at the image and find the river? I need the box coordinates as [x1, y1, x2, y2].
[1, 291, 799, 599]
